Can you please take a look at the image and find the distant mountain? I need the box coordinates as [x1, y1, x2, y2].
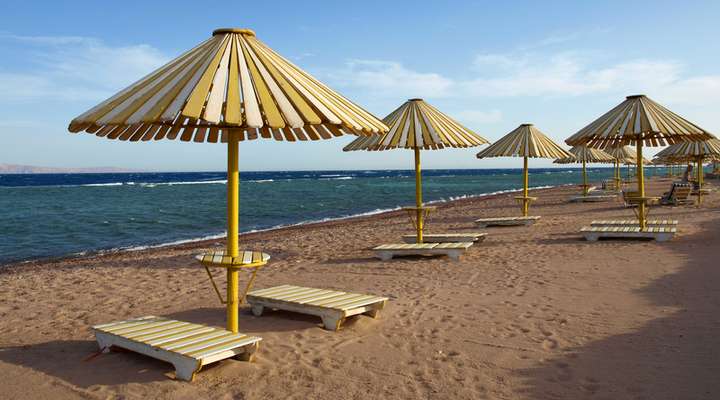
[0, 164, 141, 174]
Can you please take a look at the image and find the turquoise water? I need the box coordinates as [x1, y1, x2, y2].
[0, 167, 661, 264]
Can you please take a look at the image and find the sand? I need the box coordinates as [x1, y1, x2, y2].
[1, 177, 719, 400]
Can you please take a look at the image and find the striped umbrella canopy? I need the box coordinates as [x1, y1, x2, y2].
[69, 28, 387, 142]
[655, 139, 720, 189]
[344, 98, 489, 243]
[66, 28, 388, 333]
[477, 124, 571, 216]
[565, 94, 715, 229]
[553, 146, 613, 196]
[655, 139, 720, 162]
[604, 145, 636, 162]
[343, 99, 488, 151]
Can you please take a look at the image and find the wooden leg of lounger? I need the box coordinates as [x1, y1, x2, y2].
[233, 341, 259, 362]
[365, 301, 386, 319]
[251, 305, 264, 317]
[321, 315, 344, 331]
[448, 251, 461, 261]
[172, 359, 202, 382]
[377, 251, 393, 261]
[585, 234, 599, 242]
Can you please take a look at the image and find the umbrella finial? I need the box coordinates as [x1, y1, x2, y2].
[408, 98, 423, 102]
[520, 123, 533, 126]
[626, 94, 646, 99]
[212, 28, 256, 36]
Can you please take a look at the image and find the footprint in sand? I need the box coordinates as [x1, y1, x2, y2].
[542, 338, 558, 350]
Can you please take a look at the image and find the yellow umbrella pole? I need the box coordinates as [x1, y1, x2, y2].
[414, 147, 423, 243]
[614, 160, 621, 191]
[226, 134, 240, 333]
[697, 156, 704, 205]
[636, 139, 647, 229]
[582, 159, 588, 196]
[522, 156, 529, 216]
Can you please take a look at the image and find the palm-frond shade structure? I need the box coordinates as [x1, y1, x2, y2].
[553, 146, 613, 196]
[477, 123, 571, 216]
[565, 94, 715, 229]
[343, 99, 489, 243]
[655, 139, 720, 190]
[67, 28, 388, 333]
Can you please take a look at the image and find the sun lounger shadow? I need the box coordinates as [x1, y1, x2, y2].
[322, 256, 382, 265]
[163, 307, 317, 333]
[0, 340, 172, 386]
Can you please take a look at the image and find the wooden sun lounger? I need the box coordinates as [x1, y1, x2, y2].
[93, 316, 261, 381]
[401, 232, 487, 243]
[581, 226, 676, 242]
[569, 194, 617, 202]
[247, 285, 388, 331]
[373, 242, 473, 261]
[590, 219, 678, 227]
[474, 216, 540, 227]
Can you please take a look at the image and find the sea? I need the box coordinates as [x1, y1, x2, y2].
[0, 167, 664, 264]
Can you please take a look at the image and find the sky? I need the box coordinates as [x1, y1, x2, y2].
[1, 0, 719, 171]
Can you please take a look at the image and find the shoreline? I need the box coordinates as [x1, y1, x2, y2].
[2, 183, 571, 269]
[0, 177, 718, 399]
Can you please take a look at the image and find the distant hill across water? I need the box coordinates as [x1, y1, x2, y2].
[0, 164, 140, 174]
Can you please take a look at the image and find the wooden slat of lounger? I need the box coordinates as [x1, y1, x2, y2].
[173, 333, 248, 356]
[163, 331, 237, 352]
[151, 329, 230, 348]
[297, 293, 353, 305]
[336, 296, 387, 311]
[104, 319, 180, 335]
[374, 243, 438, 250]
[187, 335, 260, 359]
[270, 287, 332, 302]
[248, 284, 296, 296]
[318, 294, 378, 309]
[285, 290, 345, 304]
[94, 316, 161, 331]
[307, 293, 369, 307]
[140, 326, 215, 344]
[434, 242, 473, 249]
[123, 321, 195, 340]
[250, 286, 307, 296]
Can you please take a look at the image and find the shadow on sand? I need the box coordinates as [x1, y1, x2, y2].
[513, 216, 720, 399]
[0, 306, 323, 387]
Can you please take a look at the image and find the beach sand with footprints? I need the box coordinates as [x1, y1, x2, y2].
[1, 177, 718, 399]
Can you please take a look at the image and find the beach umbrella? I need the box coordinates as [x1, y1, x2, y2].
[604, 145, 635, 189]
[553, 146, 614, 195]
[343, 98, 489, 243]
[477, 123, 571, 216]
[566, 94, 714, 229]
[68, 28, 388, 332]
[655, 138, 720, 196]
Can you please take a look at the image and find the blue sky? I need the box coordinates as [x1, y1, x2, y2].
[2, 0, 719, 171]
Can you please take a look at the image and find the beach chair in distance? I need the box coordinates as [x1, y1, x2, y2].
[475, 216, 540, 227]
[373, 242, 473, 261]
[660, 183, 694, 206]
[247, 285, 388, 331]
[591, 219, 678, 227]
[401, 232, 487, 243]
[92, 316, 261, 381]
[581, 226, 676, 242]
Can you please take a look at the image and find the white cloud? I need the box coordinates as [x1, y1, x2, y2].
[324, 51, 720, 107]
[0, 34, 168, 103]
[323, 59, 453, 98]
[452, 109, 503, 125]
